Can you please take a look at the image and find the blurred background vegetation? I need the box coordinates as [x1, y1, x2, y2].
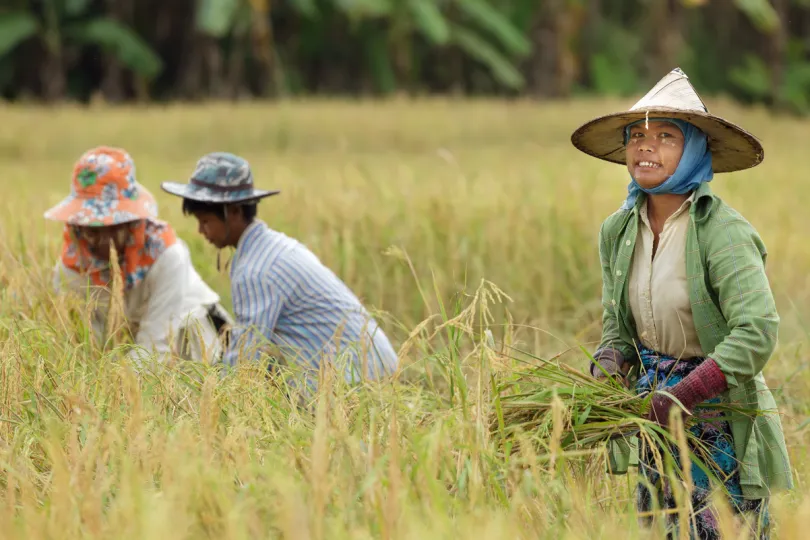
[1, 0, 809, 114]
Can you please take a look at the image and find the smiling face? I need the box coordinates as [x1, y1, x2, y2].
[625, 121, 685, 189]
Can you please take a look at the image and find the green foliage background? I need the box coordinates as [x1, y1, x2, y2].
[2, 0, 810, 113]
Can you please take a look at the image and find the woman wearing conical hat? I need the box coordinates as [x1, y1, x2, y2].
[46, 146, 233, 366]
[573, 68, 792, 538]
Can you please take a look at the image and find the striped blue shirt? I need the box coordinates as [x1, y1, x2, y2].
[223, 220, 398, 383]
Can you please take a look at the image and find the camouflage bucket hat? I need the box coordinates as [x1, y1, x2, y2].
[161, 152, 280, 204]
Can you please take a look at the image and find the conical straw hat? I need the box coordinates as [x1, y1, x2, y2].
[570, 68, 763, 173]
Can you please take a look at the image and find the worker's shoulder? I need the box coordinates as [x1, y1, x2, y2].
[144, 240, 192, 281]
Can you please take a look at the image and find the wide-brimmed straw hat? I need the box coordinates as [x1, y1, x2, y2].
[44, 146, 158, 226]
[570, 67, 764, 173]
[161, 152, 279, 204]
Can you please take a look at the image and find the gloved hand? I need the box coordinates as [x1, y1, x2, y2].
[647, 358, 728, 428]
[590, 348, 629, 383]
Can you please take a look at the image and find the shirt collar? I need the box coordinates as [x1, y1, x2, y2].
[236, 219, 263, 250]
[639, 191, 696, 227]
[232, 219, 267, 268]
[632, 182, 716, 219]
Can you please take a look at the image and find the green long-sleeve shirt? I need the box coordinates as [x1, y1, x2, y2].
[598, 182, 793, 500]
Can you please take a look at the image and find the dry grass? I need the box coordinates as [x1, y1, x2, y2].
[0, 96, 808, 538]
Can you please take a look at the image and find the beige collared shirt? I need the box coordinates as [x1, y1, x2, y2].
[628, 193, 705, 359]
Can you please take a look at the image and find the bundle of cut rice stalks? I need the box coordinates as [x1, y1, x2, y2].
[490, 348, 748, 482]
[492, 352, 646, 448]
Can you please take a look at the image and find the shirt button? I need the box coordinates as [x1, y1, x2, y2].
[611, 299, 617, 306]
[616, 270, 622, 277]
[625, 240, 632, 246]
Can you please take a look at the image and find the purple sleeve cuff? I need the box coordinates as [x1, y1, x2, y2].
[670, 358, 728, 411]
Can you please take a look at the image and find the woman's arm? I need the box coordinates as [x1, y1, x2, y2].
[592, 220, 635, 377]
[648, 214, 777, 426]
[705, 216, 779, 389]
[130, 243, 193, 364]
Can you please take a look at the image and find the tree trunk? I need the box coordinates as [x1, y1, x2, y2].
[525, 0, 562, 97]
[644, 0, 682, 83]
[524, 0, 583, 98]
[556, 2, 585, 97]
[100, 0, 133, 103]
[580, 0, 602, 89]
[204, 36, 226, 98]
[227, 32, 248, 100]
[40, 44, 66, 102]
[40, 0, 66, 102]
[388, 1, 414, 95]
[101, 62, 126, 103]
[248, 0, 276, 97]
[178, 35, 204, 100]
[769, 0, 788, 109]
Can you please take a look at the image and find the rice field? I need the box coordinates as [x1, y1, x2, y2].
[0, 97, 809, 538]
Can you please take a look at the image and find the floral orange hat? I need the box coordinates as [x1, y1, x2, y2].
[44, 146, 158, 226]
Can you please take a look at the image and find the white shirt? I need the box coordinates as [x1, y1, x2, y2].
[53, 240, 229, 365]
[628, 194, 705, 359]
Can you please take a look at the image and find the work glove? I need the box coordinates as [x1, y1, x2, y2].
[646, 358, 728, 428]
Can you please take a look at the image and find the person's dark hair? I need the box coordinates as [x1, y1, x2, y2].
[182, 199, 257, 222]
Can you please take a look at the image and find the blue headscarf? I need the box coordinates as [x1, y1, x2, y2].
[621, 118, 714, 210]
